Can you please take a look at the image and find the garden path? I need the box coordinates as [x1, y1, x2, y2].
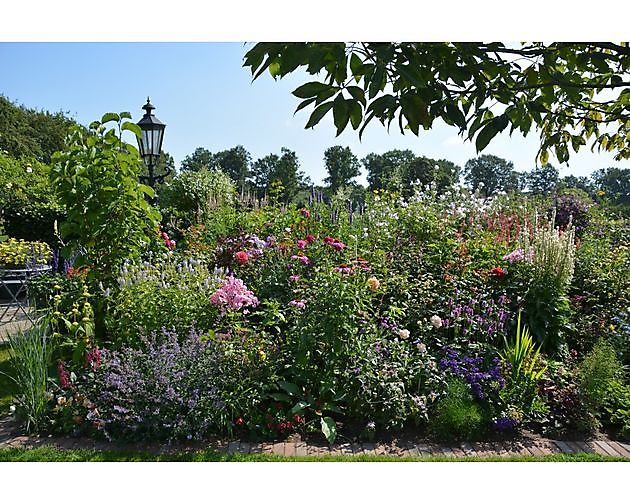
[1, 415, 628, 458]
[0, 304, 34, 342]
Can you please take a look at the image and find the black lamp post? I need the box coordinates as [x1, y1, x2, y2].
[136, 97, 169, 194]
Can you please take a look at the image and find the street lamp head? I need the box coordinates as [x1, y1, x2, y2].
[136, 97, 166, 161]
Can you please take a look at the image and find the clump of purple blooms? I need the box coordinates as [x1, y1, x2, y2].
[493, 416, 519, 432]
[553, 194, 591, 234]
[87, 328, 227, 441]
[439, 348, 505, 400]
[444, 293, 510, 343]
[502, 248, 533, 263]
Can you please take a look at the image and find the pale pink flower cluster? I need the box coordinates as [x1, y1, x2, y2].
[210, 276, 259, 312]
[502, 248, 534, 263]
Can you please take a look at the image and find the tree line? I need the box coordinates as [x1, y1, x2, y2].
[179, 143, 630, 206]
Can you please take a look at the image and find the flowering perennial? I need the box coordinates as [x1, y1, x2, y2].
[210, 276, 259, 312]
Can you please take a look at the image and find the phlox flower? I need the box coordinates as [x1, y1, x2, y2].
[210, 276, 259, 312]
[288, 299, 306, 309]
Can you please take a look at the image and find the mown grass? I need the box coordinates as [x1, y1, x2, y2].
[0, 447, 625, 462]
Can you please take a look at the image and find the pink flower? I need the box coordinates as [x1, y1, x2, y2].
[291, 254, 311, 266]
[235, 251, 249, 264]
[300, 208, 311, 218]
[289, 275, 300, 282]
[333, 264, 352, 274]
[161, 232, 169, 240]
[58, 361, 71, 389]
[323, 236, 335, 244]
[296, 240, 307, 249]
[289, 299, 306, 309]
[305, 235, 316, 243]
[210, 276, 259, 312]
[331, 241, 346, 251]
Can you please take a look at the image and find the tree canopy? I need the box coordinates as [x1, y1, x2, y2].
[464, 154, 522, 197]
[243, 42, 630, 164]
[323, 145, 360, 193]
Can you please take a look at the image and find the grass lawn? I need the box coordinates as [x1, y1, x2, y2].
[0, 447, 625, 462]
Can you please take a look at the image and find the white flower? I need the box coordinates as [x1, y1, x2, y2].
[284, 227, 291, 233]
[430, 315, 442, 329]
[26, 166, 33, 173]
[398, 329, 410, 340]
[417, 343, 427, 354]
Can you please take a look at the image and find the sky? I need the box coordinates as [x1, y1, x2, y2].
[1, 43, 628, 186]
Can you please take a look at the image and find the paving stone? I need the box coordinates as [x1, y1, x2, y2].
[284, 442, 296, 457]
[607, 441, 630, 457]
[439, 446, 455, 458]
[553, 440, 575, 454]
[339, 443, 353, 455]
[227, 441, 240, 455]
[594, 440, 622, 457]
[238, 442, 251, 454]
[272, 442, 285, 456]
[249, 443, 262, 454]
[565, 441, 588, 454]
[295, 442, 307, 457]
[586, 441, 609, 456]
[350, 443, 362, 456]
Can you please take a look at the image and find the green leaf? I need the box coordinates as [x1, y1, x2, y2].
[119, 111, 132, 120]
[101, 112, 120, 124]
[269, 392, 291, 402]
[349, 101, 362, 130]
[333, 94, 350, 135]
[290, 401, 310, 415]
[292, 82, 333, 99]
[320, 416, 337, 444]
[121, 122, 142, 138]
[294, 97, 317, 114]
[349, 53, 363, 76]
[346, 86, 366, 107]
[475, 115, 508, 153]
[278, 381, 300, 396]
[305, 101, 334, 129]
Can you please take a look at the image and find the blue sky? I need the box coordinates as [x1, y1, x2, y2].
[0, 42, 627, 185]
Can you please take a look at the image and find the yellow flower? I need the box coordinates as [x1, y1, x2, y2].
[259, 349, 267, 361]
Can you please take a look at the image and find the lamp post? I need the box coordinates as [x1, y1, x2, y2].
[136, 98, 168, 199]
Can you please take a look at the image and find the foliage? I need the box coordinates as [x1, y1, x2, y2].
[0, 94, 76, 164]
[577, 339, 624, 419]
[3, 324, 53, 433]
[244, 42, 630, 163]
[428, 378, 484, 441]
[159, 167, 236, 226]
[592, 167, 630, 205]
[69, 328, 271, 441]
[104, 255, 224, 347]
[553, 190, 592, 235]
[49, 112, 161, 285]
[601, 380, 630, 440]
[0, 152, 65, 244]
[323, 145, 360, 193]
[0, 238, 51, 268]
[527, 164, 559, 196]
[464, 155, 521, 197]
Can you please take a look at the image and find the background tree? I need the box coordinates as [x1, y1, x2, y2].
[592, 167, 630, 205]
[527, 164, 559, 196]
[180, 147, 214, 172]
[558, 175, 595, 195]
[213, 145, 251, 191]
[323, 145, 360, 193]
[403, 156, 461, 194]
[244, 42, 630, 164]
[0, 94, 76, 163]
[362, 149, 415, 190]
[250, 153, 278, 198]
[464, 154, 521, 197]
[250, 148, 310, 202]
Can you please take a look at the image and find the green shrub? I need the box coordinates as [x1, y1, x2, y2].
[577, 339, 623, 418]
[602, 380, 630, 440]
[428, 378, 484, 441]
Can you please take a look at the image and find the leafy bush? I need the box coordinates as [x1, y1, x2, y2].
[104, 255, 224, 347]
[0, 152, 64, 244]
[428, 378, 484, 441]
[602, 380, 630, 440]
[49, 113, 161, 286]
[577, 339, 623, 419]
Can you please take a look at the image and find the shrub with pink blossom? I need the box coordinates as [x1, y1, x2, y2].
[210, 276, 259, 312]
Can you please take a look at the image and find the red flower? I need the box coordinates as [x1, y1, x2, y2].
[235, 251, 249, 264]
[58, 361, 71, 389]
[489, 267, 507, 278]
[305, 235, 316, 243]
[323, 236, 335, 244]
[235, 417, 245, 426]
[300, 208, 311, 218]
